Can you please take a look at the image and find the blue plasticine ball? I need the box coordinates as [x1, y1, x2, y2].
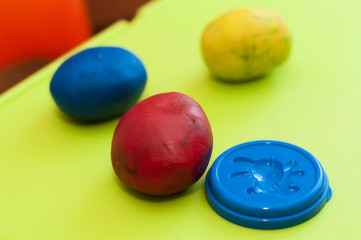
[50, 47, 147, 122]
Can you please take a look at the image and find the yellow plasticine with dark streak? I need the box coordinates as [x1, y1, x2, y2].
[201, 8, 292, 81]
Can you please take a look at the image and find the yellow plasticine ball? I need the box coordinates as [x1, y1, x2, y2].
[201, 8, 292, 81]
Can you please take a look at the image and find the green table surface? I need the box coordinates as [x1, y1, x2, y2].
[1, 0, 361, 239]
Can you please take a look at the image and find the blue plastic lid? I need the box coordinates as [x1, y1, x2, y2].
[205, 140, 332, 229]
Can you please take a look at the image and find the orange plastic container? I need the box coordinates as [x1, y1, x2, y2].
[0, 0, 92, 69]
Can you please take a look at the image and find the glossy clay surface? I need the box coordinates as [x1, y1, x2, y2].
[50, 47, 147, 121]
[201, 8, 291, 81]
[111, 92, 213, 195]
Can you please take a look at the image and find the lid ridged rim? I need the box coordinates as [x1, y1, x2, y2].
[205, 140, 332, 229]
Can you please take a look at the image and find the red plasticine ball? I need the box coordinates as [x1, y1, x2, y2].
[111, 92, 213, 195]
